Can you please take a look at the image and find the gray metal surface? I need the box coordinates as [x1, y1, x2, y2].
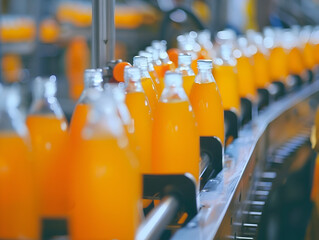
[136, 196, 179, 240]
[91, 0, 115, 68]
[172, 81, 319, 240]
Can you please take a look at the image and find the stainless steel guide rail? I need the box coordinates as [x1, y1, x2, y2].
[91, 0, 115, 68]
[171, 80, 319, 240]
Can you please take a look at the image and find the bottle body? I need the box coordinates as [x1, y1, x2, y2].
[69, 136, 141, 240]
[125, 92, 152, 174]
[253, 51, 270, 88]
[269, 47, 288, 81]
[190, 81, 225, 144]
[213, 63, 240, 113]
[236, 56, 256, 100]
[0, 132, 39, 239]
[27, 114, 69, 217]
[141, 76, 158, 113]
[152, 100, 199, 182]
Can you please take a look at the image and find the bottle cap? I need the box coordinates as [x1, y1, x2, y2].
[197, 59, 212, 70]
[125, 67, 141, 83]
[164, 71, 183, 87]
[133, 56, 148, 68]
[33, 75, 57, 98]
[84, 69, 103, 88]
[178, 53, 192, 66]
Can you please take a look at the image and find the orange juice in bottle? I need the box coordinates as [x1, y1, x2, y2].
[26, 76, 69, 218]
[146, 46, 164, 87]
[124, 67, 152, 173]
[152, 72, 200, 183]
[197, 30, 214, 59]
[246, 30, 271, 88]
[265, 28, 289, 81]
[0, 86, 39, 240]
[69, 90, 141, 240]
[176, 53, 195, 97]
[152, 40, 175, 74]
[283, 31, 305, 76]
[311, 28, 319, 65]
[190, 60, 225, 145]
[133, 56, 158, 114]
[301, 26, 316, 71]
[213, 43, 240, 114]
[139, 50, 161, 93]
[69, 69, 103, 142]
[235, 37, 257, 101]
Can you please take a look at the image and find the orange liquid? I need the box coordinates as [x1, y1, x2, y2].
[149, 70, 162, 94]
[253, 51, 270, 88]
[69, 137, 141, 240]
[303, 42, 315, 69]
[236, 56, 256, 100]
[287, 47, 304, 75]
[152, 101, 200, 182]
[0, 133, 39, 239]
[190, 82, 225, 145]
[269, 47, 288, 81]
[182, 75, 195, 97]
[69, 103, 90, 142]
[213, 65, 240, 113]
[141, 77, 158, 114]
[125, 92, 152, 173]
[154, 65, 165, 95]
[26, 115, 69, 217]
[314, 44, 319, 65]
[154, 64, 165, 80]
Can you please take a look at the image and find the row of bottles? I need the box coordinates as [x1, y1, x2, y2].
[1, 25, 319, 239]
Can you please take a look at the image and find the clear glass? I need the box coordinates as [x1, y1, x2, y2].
[83, 90, 126, 141]
[176, 54, 194, 75]
[78, 69, 103, 104]
[160, 72, 188, 102]
[195, 60, 215, 84]
[29, 75, 65, 119]
[0, 85, 27, 137]
[124, 67, 144, 93]
[133, 56, 152, 79]
[105, 83, 133, 130]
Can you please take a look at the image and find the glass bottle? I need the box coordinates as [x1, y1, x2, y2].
[69, 69, 103, 142]
[0, 85, 39, 239]
[124, 67, 152, 174]
[246, 30, 271, 89]
[234, 36, 257, 101]
[176, 53, 195, 97]
[26, 76, 69, 218]
[69, 90, 141, 240]
[213, 42, 241, 114]
[133, 56, 158, 113]
[139, 50, 161, 94]
[190, 60, 225, 145]
[152, 71, 199, 183]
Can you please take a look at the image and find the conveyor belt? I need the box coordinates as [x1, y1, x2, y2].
[172, 80, 319, 240]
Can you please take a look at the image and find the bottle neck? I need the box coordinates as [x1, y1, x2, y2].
[195, 68, 214, 84]
[126, 79, 144, 94]
[160, 84, 188, 103]
[0, 91, 28, 137]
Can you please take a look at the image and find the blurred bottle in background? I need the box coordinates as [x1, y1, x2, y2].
[0, 85, 39, 240]
[26, 76, 69, 218]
